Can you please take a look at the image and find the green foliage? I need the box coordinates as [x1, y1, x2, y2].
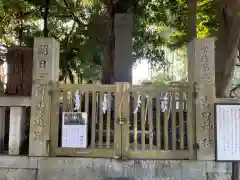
[163, 0, 218, 48]
[0, 0, 218, 82]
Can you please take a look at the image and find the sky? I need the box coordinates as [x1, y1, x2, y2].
[132, 59, 150, 84]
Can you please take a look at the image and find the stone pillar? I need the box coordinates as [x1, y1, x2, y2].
[8, 107, 26, 155]
[114, 13, 133, 83]
[188, 38, 215, 160]
[29, 38, 59, 156]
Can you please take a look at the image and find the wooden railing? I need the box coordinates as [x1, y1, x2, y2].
[124, 84, 194, 159]
[50, 83, 195, 160]
[0, 83, 195, 159]
[50, 84, 119, 158]
[0, 96, 31, 155]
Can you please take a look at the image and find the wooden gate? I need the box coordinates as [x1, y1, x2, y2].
[50, 83, 122, 158]
[121, 83, 195, 160]
[50, 83, 195, 160]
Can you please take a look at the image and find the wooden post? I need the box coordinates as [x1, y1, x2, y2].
[188, 38, 216, 160]
[121, 82, 130, 160]
[114, 83, 123, 159]
[8, 107, 26, 155]
[29, 38, 59, 156]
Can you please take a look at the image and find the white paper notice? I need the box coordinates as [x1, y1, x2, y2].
[216, 104, 240, 161]
[62, 112, 88, 148]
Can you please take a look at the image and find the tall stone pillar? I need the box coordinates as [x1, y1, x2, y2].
[29, 38, 59, 156]
[114, 13, 133, 83]
[188, 38, 216, 160]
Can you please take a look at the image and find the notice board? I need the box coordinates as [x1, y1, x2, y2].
[215, 103, 240, 161]
[61, 112, 88, 148]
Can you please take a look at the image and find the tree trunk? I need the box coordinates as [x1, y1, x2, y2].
[215, 0, 240, 97]
[101, 2, 115, 84]
[188, 0, 196, 41]
[19, 18, 23, 46]
[43, 0, 50, 37]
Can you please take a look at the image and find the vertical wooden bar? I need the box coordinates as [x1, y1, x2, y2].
[148, 94, 153, 150]
[141, 94, 146, 151]
[8, 107, 26, 155]
[84, 92, 89, 113]
[79, 91, 82, 112]
[114, 83, 123, 157]
[106, 92, 111, 148]
[69, 91, 74, 112]
[179, 91, 184, 150]
[156, 95, 161, 150]
[121, 83, 130, 158]
[133, 93, 138, 150]
[98, 92, 104, 148]
[62, 90, 68, 112]
[171, 92, 177, 150]
[50, 84, 60, 156]
[84, 91, 89, 149]
[163, 92, 169, 150]
[187, 89, 194, 159]
[91, 92, 96, 148]
[164, 110, 169, 150]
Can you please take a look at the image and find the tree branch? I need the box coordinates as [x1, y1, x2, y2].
[62, 0, 83, 26]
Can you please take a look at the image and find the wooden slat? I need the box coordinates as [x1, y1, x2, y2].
[84, 92, 89, 113]
[126, 150, 189, 160]
[114, 83, 123, 156]
[0, 96, 31, 107]
[58, 84, 116, 92]
[98, 92, 104, 148]
[148, 95, 153, 150]
[130, 84, 190, 93]
[62, 91, 68, 111]
[78, 91, 82, 112]
[141, 94, 146, 151]
[133, 93, 138, 150]
[55, 147, 115, 158]
[91, 92, 96, 148]
[106, 92, 111, 148]
[156, 94, 161, 150]
[121, 83, 130, 157]
[171, 92, 176, 150]
[69, 92, 74, 111]
[50, 89, 60, 156]
[164, 105, 169, 150]
[179, 92, 184, 150]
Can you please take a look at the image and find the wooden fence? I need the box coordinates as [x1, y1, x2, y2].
[0, 96, 31, 155]
[50, 83, 195, 160]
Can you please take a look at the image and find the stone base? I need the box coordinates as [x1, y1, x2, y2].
[0, 156, 233, 180]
